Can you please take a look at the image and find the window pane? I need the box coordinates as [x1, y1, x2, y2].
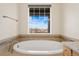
[40, 8, 44, 14]
[45, 8, 50, 13]
[40, 13, 44, 16]
[29, 7, 50, 33]
[35, 13, 39, 16]
[29, 16, 48, 33]
[45, 13, 50, 18]
[35, 8, 39, 14]
[30, 13, 34, 16]
[29, 8, 34, 13]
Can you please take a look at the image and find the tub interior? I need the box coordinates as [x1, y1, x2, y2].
[16, 40, 62, 51]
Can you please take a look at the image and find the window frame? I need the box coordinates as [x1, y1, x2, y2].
[27, 5, 52, 35]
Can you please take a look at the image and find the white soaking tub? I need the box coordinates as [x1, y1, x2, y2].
[13, 40, 63, 56]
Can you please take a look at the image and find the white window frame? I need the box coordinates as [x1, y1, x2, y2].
[27, 4, 52, 35]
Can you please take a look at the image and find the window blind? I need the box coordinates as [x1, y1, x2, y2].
[28, 5, 51, 8]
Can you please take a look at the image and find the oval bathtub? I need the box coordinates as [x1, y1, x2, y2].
[13, 40, 63, 56]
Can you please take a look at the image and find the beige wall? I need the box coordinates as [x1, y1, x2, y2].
[18, 3, 28, 34]
[52, 4, 62, 34]
[0, 3, 18, 40]
[18, 3, 62, 35]
[61, 4, 79, 39]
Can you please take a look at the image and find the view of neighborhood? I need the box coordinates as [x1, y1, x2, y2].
[29, 28, 48, 33]
[29, 16, 49, 33]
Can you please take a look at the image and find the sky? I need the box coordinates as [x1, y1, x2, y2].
[29, 16, 48, 29]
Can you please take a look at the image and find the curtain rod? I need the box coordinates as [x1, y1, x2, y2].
[3, 16, 18, 22]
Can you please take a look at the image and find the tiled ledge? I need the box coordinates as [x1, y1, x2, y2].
[62, 35, 79, 42]
[0, 34, 79, 49]
[0, 36, 18, 49]
[17, 34, 63, 39]
[17, 34, 64, 42]
[17, 34, 77, 42]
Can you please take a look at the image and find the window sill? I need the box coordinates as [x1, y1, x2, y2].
[27, 33, 52, 35]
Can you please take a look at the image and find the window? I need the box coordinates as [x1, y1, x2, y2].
[28, 5, 51, 34]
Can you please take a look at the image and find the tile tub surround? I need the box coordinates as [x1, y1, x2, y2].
[0, 34, 78, 43]
[0, 36, 18, 50]
[16, 34, 76, 42]
[0, 34, 77, 51]
[63, 42, 79, 52]
[16, 34, 64, 42]
[63, 42, 79, 56]
[0, 40, 64, 56]
[0, 48, 63, 56]
[0, 34, 78, 56]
